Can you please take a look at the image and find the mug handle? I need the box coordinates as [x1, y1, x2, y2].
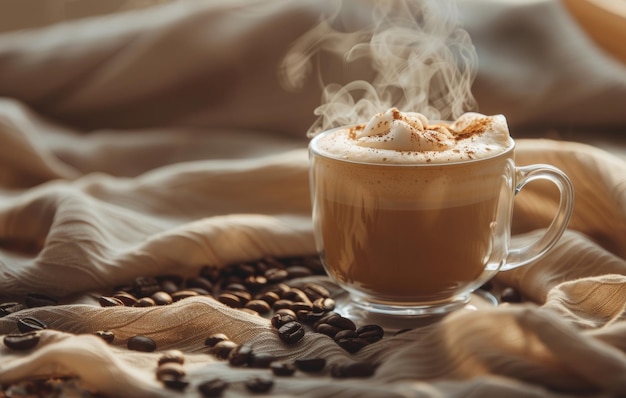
[500, 164, 575, 271]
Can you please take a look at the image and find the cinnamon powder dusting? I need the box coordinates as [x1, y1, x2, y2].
[452, 117, 491, 141]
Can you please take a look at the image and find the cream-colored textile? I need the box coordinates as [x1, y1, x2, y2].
[1, 0, 626, 397]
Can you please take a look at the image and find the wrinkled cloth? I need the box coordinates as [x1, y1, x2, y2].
[1, 0, 626, 397]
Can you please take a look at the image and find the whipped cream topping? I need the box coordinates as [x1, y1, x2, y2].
[312, 108, 512, 164]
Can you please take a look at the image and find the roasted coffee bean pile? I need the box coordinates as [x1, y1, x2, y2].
[1, 256, 522, 397]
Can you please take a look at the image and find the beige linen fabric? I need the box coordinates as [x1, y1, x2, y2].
[1, 0, 626, 397]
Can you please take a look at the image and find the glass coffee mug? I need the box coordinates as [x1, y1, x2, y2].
[309, 126, 574, 320]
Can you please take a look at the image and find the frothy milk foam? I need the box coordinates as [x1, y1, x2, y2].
[313, 108, 512, 164]
[309, 109, 515, 303]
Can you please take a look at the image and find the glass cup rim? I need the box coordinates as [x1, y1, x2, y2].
[309, 124, 516, 167]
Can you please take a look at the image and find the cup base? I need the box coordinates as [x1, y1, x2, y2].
[334, 290, 498, 332]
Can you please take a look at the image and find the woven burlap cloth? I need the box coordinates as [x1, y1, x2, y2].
[1, 0, 626, 396]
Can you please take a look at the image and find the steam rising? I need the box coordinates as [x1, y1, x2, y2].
[280, 0, 478, 136]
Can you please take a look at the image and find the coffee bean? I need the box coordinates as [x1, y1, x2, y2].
[313, 312, 339, 329]
[283, 288, 311, 304]
[161, 375, 189, 391]
[228, 342, 253, 367]
[325, 314, 356, 331]
[301, 310, 325, 324]
[290, 301, 313, 312]
[315, 324, 341, 338]
[244, 275, 267, 291]
[244, 376, 274, 393]
[336, 337, 368, 354]
[204, 333, 229, 347]
[210, 340, 238, 360]
[133, 276, 161, 297]
[186, 277, 214, 293]
[94, 330, 115, 344]
[186, 287, 211, 295]
[113, 291, 138, 306]
[171, 290, 200, 301]
[331, 361, 377, 378]
[501, 287, 522, 303]
[302, 283, 330, 300]
[270, 362, 296, 377]
[25, 293, 58, 308]
[313, 297, 335, 312]
[333, 329, 358, 341]
[158, 278, 180, 295]
[156, 362, 186, 381]
[294, 357, 326, 372]
[99, 296, 124, 307]
[356, 324, 384, 343]
[199, 265, 222, 283]
[4, 332, 40, 350]
[268, 283, 290, 297]
[158, 349, 185, 365]
[0, 302, 24, 318]
[278, 321, 305, 344]
[224, 282, 247, 293]
[17, 317, 47, 333]
[245, 299, 271, 314]
[249, 352, 276, 368]
[198, 378, 228, 397]
[271, 312, 297, 329]
[265, 268, 288, 283]
[285, 265, 313, 279]
[127, 335, 156, 352]
[151, 291, 173, 306]
[272, 299, 293, 311]
[217, 293, 242, 308]
[133, 297, 155, 307]
[257, 291, 280, 306]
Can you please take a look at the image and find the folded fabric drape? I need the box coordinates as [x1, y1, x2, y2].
[1, 0, 625, 397]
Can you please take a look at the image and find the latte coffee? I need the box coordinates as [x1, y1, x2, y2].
[309, 108, 573, 313]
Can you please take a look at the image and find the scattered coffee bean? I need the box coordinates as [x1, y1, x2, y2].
[204, 333, 229, 348]
[270, 361, 296, 377]
[285, 265, 313, 279]
[294, 357, 326, 372]
[133, 276, 161, 297]
[244, 375, 274, 393]
[278, 321, 305, 344]
[158, 349, 185, 365]
[94, 330, 115, 344]
[99, 296, 124, 308]
[501, 287, 522, 303]
[171, 290, 199, 301]
[151, 291, 173, 306]
[244, 275, 268, 291]
[133, 297, 156, 307]
[25, 293, 58, 308]
[158, 278, 180, 295]
[217, 293, 242, 308]
[160, 375, 189, 391]
[156, 362, 186, 381]
[186, 276, 214, 293]
[271, 312, 297, 329]
[0, 302, 24, 318]
[272, 299, 293, 311]
[265, 268, 288, 283]
[290, 301, 313, 312]
[210, 340, 238, 360]
[17, 316, 47, 333]
[302, 283, 330, 300]
[356, 324, 384, 343]
[331, 361, 377, 378]
[113, 291, 138, 306]
[257, 291, 280, 306]
[127, 335, 156, 352]
[198, 378, 229, 397]
[283, 288, 311, 304]
[249, 352, 276, 368]
[316, 323, 341, 338]
[4, 332, 40, 350]
[228, 342, 253, 367]
[335, 336, 369, 354]
[324, 314, 356, 331]
[313, 297, 335, 312]
[245, 299, 271, 314]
